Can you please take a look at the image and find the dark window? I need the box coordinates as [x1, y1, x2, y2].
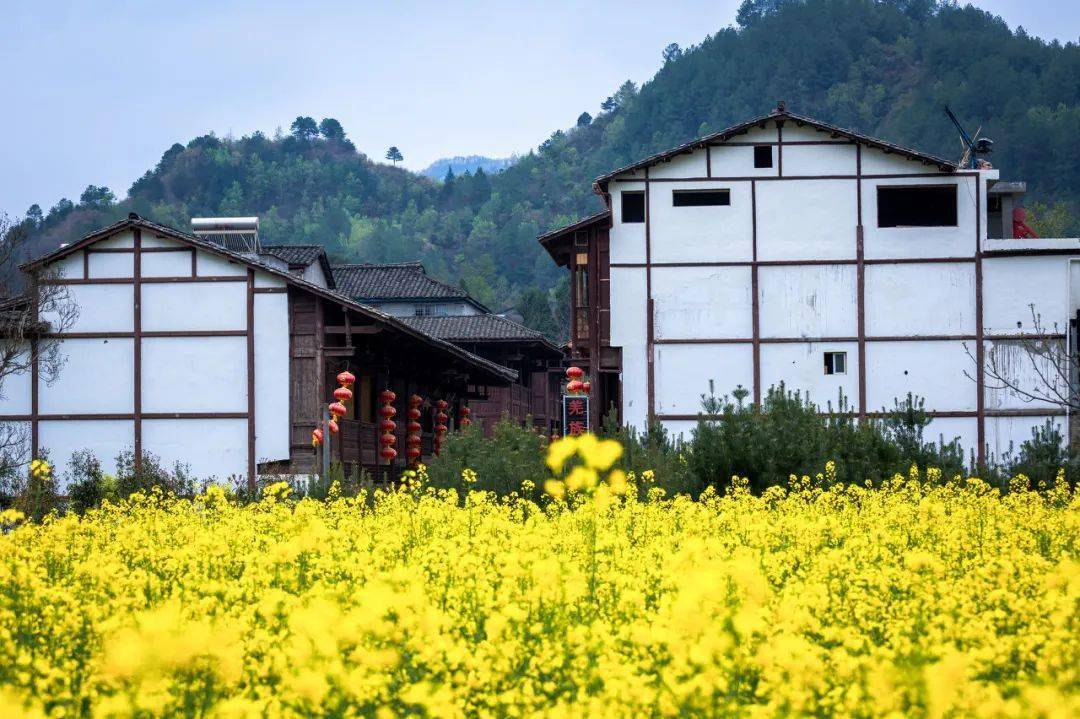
[621, 191, 645, 223]
[672, 189, 731, 207]
[754, 145, 773, 168]
[824, 351, 847, 375]
[877, 186, 957, 227]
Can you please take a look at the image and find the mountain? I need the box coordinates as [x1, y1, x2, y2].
[10, 0, 1080, 339]
[420, 155, 517, 180]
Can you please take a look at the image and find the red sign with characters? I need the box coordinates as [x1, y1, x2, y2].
[562, 394, 589, 436]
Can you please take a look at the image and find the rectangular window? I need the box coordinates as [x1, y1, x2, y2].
[824, 351, 847, 375]
[414, 305, 437, 317]
[672, 189, 731, 207]
[877, 185, 958, 227]
[621, 191, 645, 223]
[754, 145, 773, 168]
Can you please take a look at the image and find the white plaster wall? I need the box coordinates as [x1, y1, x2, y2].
[87, 252, 134, 279]
[52, 253, 83, 280]
[141, 235, 185, 249]
[652, 266, 752, 339]
[660, 419, 698, 443]
[648, 149, 708, 179]
[41, 420, 133, 485]
[195, 251, 247, 276]
[95, 231, 135, 249]
[141, 336, 247, 413]
[782, 144, 857, 176]
[756, 180, 858, 261]
[986, 415, 1064, 461]
[731, 125, 778, 143]
[300, 263, 328, 288]
[923, 417, 978, 456]
[709, 145, 778, 178]
[654, 343, 753, 415]
[758, 265, 857, 338]
[40, 339, 135, 413]
[649, 181, 753, 263]
[142, 283, 247, 331]
[609, 267, 647, 429]
[142, 251, 192, 278]
[609, 182, 647, 264]
[254, 273, 287, 289]
[781, 125, 832, 142]
[866, 340, 975, 412]
[859, 148, 944, 175]
[143, 418, 247, 481]
[865, 263, 975, 336]
[984, 257, 1067, 335]
[861, 176, 977, 260]
[46, 285, 133, 332]
[0, 344, 32, 414]
[760, 341, 860, 410]
[254, 293, 290, 463]
[983, 338, 1064, 411]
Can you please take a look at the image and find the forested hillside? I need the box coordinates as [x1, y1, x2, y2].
[11, 0, 1080, 337]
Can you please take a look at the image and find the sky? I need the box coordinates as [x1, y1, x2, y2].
[1, 0, 1076, 218]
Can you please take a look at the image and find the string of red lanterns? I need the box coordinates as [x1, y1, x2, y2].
[406, 394, 423, 467]
[460, 405, 471, 428]
[433, 399, 449, 456]
[313, 370, 356, 447]
[565, 365, 591, 395]
[379, 390, 398, 464]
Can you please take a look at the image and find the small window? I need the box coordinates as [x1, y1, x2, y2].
[754, 145, 773, 168]
[621, 191, 645, 223]
[877, 186, 957, 227]
[414, 305, 437, 317]
[672, 189, 731, 207]
[824, 351, 847, 375]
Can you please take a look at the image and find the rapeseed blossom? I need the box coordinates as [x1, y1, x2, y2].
[0, 442, 1076, 717]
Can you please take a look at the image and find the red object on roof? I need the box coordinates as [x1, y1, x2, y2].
[1013, 207, 1037, 239]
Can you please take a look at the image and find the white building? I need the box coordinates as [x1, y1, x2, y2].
[2, 215, 515, 487]
[540, 104, 1080, 463]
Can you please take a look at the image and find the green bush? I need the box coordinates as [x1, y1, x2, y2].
[115, 449, 195, 498]
[426, 418, 549, 500]
[999, 420, 1080, 488]
[600, 412, 698, 498]
[65, 449, 118, 513]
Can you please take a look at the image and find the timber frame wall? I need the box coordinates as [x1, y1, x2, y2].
[6, 232, 267, 489]
[584, 121, 1073, 465]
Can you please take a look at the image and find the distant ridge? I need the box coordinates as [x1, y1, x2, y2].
[420, 155, 516, 180]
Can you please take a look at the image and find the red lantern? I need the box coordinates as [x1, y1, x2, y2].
[407, 420, 422, 433]
[380, 447, 397, 461]
[379, 390, 396, 404]
[312, 428, 324, 446]
[333, 386, 353, 402]
[337, 370, 356, 387]
[460, 406, 471, 428]
[407, 408, 422, 420]
[381, 432, 397, 446]
[379, 419, 396, 433]
[582, 381, 591, 394]
[410, 394, 423, 406]
[566, 380, 583, 393]
[328, 402, 347, 418]
[436, 412, 448, 424]
[406, 434, 421, 447]
[435, 399, 448, 410]
[407, 446, 422, 460]
[379, 405, 397, 419]
[566, 366, 584, 380]
[328, 419, 339, 434]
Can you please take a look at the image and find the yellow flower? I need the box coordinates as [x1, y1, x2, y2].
[545, 436, 578, 474]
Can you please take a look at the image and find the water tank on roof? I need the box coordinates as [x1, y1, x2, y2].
[191, 217, 260, 252]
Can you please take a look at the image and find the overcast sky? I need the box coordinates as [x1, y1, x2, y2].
[1, 0, 1076, 218]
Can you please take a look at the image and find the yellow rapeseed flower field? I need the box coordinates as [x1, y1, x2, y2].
[0, 436, 1077, 718]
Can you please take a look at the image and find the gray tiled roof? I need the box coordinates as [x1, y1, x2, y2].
[401, 314, 547, 342]
[332, 263, 469, 300]
[262, 245, 326, 267]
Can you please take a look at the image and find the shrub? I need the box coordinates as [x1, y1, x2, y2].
[426, 418, 549, 500]
[115, 449, 195, 498]
[600, 412, 699, 497]
[64, 449, 115, 513]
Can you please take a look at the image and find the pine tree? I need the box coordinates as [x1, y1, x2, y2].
[386, 146, 404, 165]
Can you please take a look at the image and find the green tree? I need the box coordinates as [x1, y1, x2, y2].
[319, 118, 346, 140]
[290, 116, 319, 139]
[385, 146, 404, 165]
[576, 112, 593, 127]
[79, 185, 115, 208]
